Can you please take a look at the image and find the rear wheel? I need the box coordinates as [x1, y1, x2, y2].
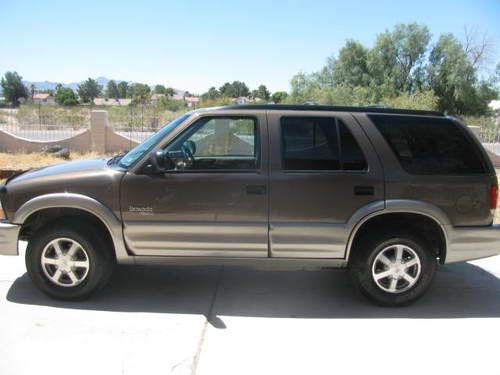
[349, 234, 437, 306]
[26, 223, 115, 300]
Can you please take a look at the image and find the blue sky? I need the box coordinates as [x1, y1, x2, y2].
[1, 0, 499, 93]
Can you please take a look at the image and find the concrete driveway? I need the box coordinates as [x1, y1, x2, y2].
[1, 243, 499, 375]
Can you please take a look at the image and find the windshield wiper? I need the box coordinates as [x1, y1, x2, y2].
[108, 152, 127, 166]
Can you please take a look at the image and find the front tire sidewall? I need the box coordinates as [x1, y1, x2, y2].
[26, 226, 113, 300]
[352, 236, 436, 306]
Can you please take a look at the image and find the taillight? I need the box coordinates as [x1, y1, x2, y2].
[491, 184, 498, 210]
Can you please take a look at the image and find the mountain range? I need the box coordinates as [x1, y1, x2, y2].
[22, 76, 185, 94]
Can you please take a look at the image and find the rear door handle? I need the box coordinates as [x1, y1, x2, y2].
[246, 185, 267, 195]
[354, 185, 374, 196]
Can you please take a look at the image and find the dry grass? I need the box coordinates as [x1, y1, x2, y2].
[0, 152, 104, 171]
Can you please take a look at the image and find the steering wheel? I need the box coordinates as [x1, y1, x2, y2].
[181, 140, 196, 163]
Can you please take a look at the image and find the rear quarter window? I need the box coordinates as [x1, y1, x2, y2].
[369, 114, 486, 175]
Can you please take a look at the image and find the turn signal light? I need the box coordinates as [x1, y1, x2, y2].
[491, 184, 498, 210]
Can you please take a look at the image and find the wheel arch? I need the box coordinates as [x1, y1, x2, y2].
[13, 193, 131, 263]
[346, 200, 449, 264]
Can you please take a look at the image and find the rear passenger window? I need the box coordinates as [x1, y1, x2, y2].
[369, 115, 486, 175]
[281, 117, 367, 171]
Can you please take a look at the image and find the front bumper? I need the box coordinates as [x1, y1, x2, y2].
[0, 221, 20, 256]
[445, 224, 500, 263]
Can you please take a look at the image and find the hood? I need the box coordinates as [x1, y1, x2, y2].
[8, 158, 112, 185]
[3, 157, 125, 220]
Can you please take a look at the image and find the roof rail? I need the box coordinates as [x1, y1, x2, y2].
[217, 104, 444, 116]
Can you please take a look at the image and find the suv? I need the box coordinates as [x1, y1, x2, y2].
[0, 105, 498, 306]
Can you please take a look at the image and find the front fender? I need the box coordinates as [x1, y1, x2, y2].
[13, 193, 131, 263]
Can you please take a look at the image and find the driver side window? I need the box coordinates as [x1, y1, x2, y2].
[165, 116, 259, 170]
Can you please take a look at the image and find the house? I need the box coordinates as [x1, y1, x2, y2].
[150, 93, 166, 104]
[33, 93, 55, 105]
[184, 96, 200, 107]
[231, 97, 251, 105]
[93, 98, 132, 106]
[172, 93, 184, 101]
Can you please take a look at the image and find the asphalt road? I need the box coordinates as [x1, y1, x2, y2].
[1, 242, 499, 375]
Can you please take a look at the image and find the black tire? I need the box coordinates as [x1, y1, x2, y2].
[349, 233, 437, 306]
[26, 221, 115, 300]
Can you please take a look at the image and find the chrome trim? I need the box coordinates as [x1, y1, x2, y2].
[0, 222, 20, 256]
[12, 193, 132, 264]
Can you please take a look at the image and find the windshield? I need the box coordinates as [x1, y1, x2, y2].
[117, 113, 191, 168]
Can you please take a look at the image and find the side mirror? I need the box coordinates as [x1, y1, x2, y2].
[143, 150, 172, 174]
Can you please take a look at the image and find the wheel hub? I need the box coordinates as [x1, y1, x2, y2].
[371, 244, 421, 294]
[40, 238, 90, 287]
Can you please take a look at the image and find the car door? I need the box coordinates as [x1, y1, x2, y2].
[120, 111, 269, 257]
[267, 110, 384, 258]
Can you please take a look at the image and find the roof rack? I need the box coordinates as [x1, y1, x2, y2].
[217, 104, 444, 117]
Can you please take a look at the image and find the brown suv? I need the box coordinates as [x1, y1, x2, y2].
[0, 105, 498, 306]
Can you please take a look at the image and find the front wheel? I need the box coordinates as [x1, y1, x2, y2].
[26, 223, 115, 300]
[349, 234, 437, 306]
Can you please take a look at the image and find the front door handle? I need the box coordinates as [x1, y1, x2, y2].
[246, 185, 267, 195]
[354, 185, 374, 196]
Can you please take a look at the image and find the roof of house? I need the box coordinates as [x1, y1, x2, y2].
[185, 96, 200, 103]
[215, 104, 444, 116]
[33, 93, 53, 100]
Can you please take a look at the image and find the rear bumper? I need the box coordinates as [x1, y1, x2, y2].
[445, 224, 500, 263]
[0, 221, 20, 256]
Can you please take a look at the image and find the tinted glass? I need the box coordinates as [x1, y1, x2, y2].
[370, 115, 486, 175]
[165, 117, 258, 170]
[339, 122, 367, 170]
[281, 117, 366, 171]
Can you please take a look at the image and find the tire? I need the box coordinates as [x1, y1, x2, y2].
[349, 233, 437, 306]
[26, 221, 115, 300]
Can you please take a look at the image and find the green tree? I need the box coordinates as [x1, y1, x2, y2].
[106, 80, 120, 99]
[368, 23, 431, 93]
[219, 81, 250, 97]
[201, 87, 220, 100]
[252, 84, 270, 100]
[427, 34, 478, 114]
[55, 87, 78, 106]
[165, 87, 176, 98]
[271, 91, 288, 103]
[129, 83, 151, 103]
[331, 40, 370, 87]
[117, 81, 128, 98]
[77, 78, 102, 103]
[154, 84, 167, 94]
[0, 71, 28, 106]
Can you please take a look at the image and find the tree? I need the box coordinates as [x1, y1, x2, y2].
[368, 23, 431, 93]
[106, 80, 120, 99]
[271, 91, 288, 103]
[165, 87, 175, 98]
[462, 26, 495, 69]
[55, 87, 78, 106]
[331, 40, 370, 88]
[219, 81, 250, 97]
[129, 83, 151, 103]
[117, 81, 128, 98]
[252, 84, 270, 100]
[0, 71, 28, 106]
[427, 34, 477, 114]
[154, 84, 167, 94]
[77, 78, 102, 103]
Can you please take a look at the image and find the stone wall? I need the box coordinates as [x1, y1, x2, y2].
[0, 110, 139, 154]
